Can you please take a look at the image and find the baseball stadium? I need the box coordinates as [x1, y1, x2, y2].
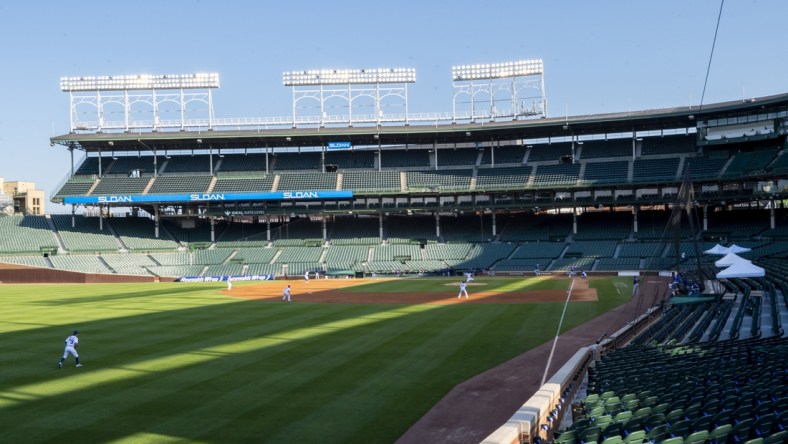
[2, 56, 788, 444]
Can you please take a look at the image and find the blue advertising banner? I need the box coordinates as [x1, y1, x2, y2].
[327, 141, 352, 150]
[177, 274, 275, 283]
[63, 190, 353, 205]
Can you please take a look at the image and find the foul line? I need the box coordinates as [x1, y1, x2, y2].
[541, 278, 575, 386]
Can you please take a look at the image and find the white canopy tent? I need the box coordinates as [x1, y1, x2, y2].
[727, 244, 752, 254]
[716, 261, 765, 279]
[704, 244, 729, 255]
[715, 253, 751, 268]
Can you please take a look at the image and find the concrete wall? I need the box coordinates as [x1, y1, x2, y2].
[0, 263, 171, 284]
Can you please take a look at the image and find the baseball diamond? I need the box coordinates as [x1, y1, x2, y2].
[3, 6, 788, 441]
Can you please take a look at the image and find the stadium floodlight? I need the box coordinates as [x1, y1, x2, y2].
[451, 59, 543, 81]
[283, 68, 416, 86]
[60, 73, 220, 91]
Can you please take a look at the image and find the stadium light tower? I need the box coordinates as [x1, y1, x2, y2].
[451, 59, 546, 123]
[60, 73, 220, 133]
[282, 68, 416, 128]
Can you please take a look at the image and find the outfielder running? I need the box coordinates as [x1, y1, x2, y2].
[457, 281, 469, 299]
[58, 330, 82, 369]
[282, 285, 292, 302]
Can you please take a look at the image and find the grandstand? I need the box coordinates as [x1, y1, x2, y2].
[3, 69, 788, 444]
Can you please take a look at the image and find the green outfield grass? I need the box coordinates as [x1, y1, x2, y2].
[344, 276, 570, 293]
[0, 277, 631, 443]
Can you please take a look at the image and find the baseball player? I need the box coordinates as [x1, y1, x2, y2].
[304, 271, 310, 283]
[58, 330, 82, 369]
[282, 285, 292, 302]
[227, 277, 233, 290]
[464, 271, 474, 282]
[457, 281, 469, 299]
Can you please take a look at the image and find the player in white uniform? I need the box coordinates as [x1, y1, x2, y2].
[227, 277, 233, 290]
[457, 281, 469, 299]
[282, 285, 292, 302]
[58, 330, 82, 369]
[304, 271, 310, 283]
[464, 272, 474, 282]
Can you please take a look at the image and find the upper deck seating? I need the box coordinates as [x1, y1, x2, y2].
[436, 148, 479, 167]
[53, 178, 96, 198]
[340, 171, 400, 192]
[277, 172, 337, 191]
[91, 177, 150, 195]
[480, 144, 526, 165]
[380, 149, 430, 168]
[272, 152, 321, 171]
[105, 156, 157, 176]
[406, 170, 472, 191]
[325, 151, 375, 170]
[212, 176, 275, 193]
[582, 161, 629, 185]
[476, 166, 532, 191]
[633, 158, 680, 183]
[162, 155, 214, 174]
[217, 153, 268, 173]
[532, 163, 581, 187]
[528, 142, 572, 162]
[74, 156, 113, 176]
[640, 134, 695, 155]
[581, 139, 631, 159]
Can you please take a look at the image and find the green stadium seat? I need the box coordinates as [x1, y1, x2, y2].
[684, 430, 709, 444]
[622, 429, 645, 444]
[708, 423, 732, 444]
[765, 430, 787, 444]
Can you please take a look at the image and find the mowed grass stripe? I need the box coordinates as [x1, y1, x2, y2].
[274, 305, 515, 443]
[1, 278, 630, 443]
[1, 287, 355, 387]
[34, 305, 438, 443]
[342, 276, 569, 293]
[146, 305, 444, 442]
[6, 302, 430, 442]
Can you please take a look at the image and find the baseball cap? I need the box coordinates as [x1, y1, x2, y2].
[73, 330, 79, 335]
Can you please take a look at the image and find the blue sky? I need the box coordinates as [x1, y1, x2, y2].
[1, 0, 786, 206]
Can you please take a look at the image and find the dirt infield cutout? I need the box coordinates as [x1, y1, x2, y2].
[224, 277, 598, 305]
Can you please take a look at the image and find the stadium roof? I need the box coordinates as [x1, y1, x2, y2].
[50, 92, 788, 153]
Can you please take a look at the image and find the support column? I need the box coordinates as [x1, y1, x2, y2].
[154, 205, 160, 238]
[771, 201, 776, 229]
[322, 214, 327, 241]
[434, 141, 438, 171]
[379, 212, 384, 241]
[572, 208, 577, 235]
[210, 218, 215, 242]
[492, 212, 497, 237]
[71, 205, 76, 228]
[633, 205, 638, 234]
[99, 206, 104, 231]
[266, 215, 271, 241]
[703, 205, 708, 232]
[435, 213, 440, 239]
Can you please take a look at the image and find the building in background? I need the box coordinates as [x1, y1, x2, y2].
[0, 177, 45, 215]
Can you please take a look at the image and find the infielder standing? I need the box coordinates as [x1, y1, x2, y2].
[58, 330, 82, 369]
[304, 271, 310, 283]
[227, 277, 233, 290]
[283, 284, 292, 302]
[457, 281, 469, 299]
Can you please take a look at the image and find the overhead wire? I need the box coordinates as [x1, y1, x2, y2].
[698, 0, 726, 112]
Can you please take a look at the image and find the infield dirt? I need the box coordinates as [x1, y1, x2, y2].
[224, 276, 598, 304]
